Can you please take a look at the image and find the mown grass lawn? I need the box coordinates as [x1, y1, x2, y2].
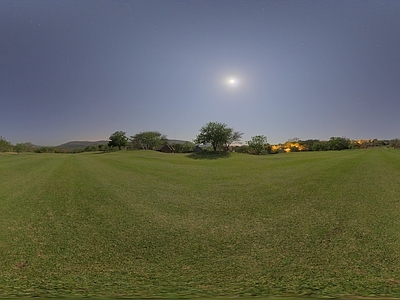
[1, 149, 400, 298]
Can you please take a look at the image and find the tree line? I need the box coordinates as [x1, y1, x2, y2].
[107, 122, 400, 155]
[106, 122, 243, 152]
[1, 122, 400, 154]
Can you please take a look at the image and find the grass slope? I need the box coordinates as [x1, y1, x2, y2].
[0, 149, 400, 298]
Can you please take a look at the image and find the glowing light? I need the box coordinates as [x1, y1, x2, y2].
[226, 77, 240, 87]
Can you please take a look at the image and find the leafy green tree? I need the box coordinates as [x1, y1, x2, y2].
[247, 135, 267, 155]
[14, 143, 27, 154]
[130, 131, 167, 150]
[98, 144, 109, 152]
[84, 145, 97, 152]
[0, 136, 12, 152]
[328, 137, 350, 151]
[35, 147, 55, 153]
[194, 122, 239, 152]
[389, 138, 400, 148]
[23, 142, 35, 152]
[108, 131, 128, 150]
[172, 143, 182, 153]
[299, 139, 320, 151]
[225, 130, 243, 149]
[311, 141, 328, 151]
[181, 141, 194, 153]
[234, 145, 249, 153]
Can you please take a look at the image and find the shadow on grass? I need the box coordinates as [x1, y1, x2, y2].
[186, 151, 231, 160]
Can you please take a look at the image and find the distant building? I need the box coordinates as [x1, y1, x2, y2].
[193, 145, 203, 153]
[159, 144, 175, 153]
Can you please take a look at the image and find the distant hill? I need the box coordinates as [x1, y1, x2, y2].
[56, 139, 190, 150]
[56, 140, 108, 150]
[167, 139, 191, 145]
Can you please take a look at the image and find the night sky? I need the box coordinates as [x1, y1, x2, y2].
[1, 0, 400, 146]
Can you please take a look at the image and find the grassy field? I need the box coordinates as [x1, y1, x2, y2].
[1, 149, 400, 298]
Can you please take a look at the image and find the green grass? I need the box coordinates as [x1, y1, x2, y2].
[1, 149, 400, 298]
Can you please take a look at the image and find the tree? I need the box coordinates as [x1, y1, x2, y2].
[181, 141, 194, 153]
[299, 139, 320, 151]
[247, 135, 268, 155]
[225, 130, 243, 149]
[311, 141, 329, 151]
[130, 131, 167, 150]
[0, 136, 12, 152]
[108, 131, 128, 150]
[98, 144, 109, 152]
[389, 138, 400, 148]
[23, 142, 35, 152]
[328, 137, 350, 151]
[35, 147, 55, 153]
[194, 122, 239, 152]
[234, 145, 249, 153]
[14, 143, 27, 154]
[84, 145, 97, 152]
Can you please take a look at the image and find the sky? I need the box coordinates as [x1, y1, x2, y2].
[1, 0, 400, 146]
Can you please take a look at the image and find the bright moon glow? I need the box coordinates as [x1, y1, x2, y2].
[226, 77, 240, 87]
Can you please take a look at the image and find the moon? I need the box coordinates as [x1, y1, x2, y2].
[226, 77, 240, 87]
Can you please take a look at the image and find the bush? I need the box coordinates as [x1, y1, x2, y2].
[0, 137, 12, 152]
[35, 147, 55, 153]
[181, 141, 194, 153]
[84, 146, 98, 152]
[234, 145, 249, 153]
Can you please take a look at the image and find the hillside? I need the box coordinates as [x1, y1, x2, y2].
[56, 139, 190, 150]
[167, 139, 191, 145]
[56, 140, 108, 149]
